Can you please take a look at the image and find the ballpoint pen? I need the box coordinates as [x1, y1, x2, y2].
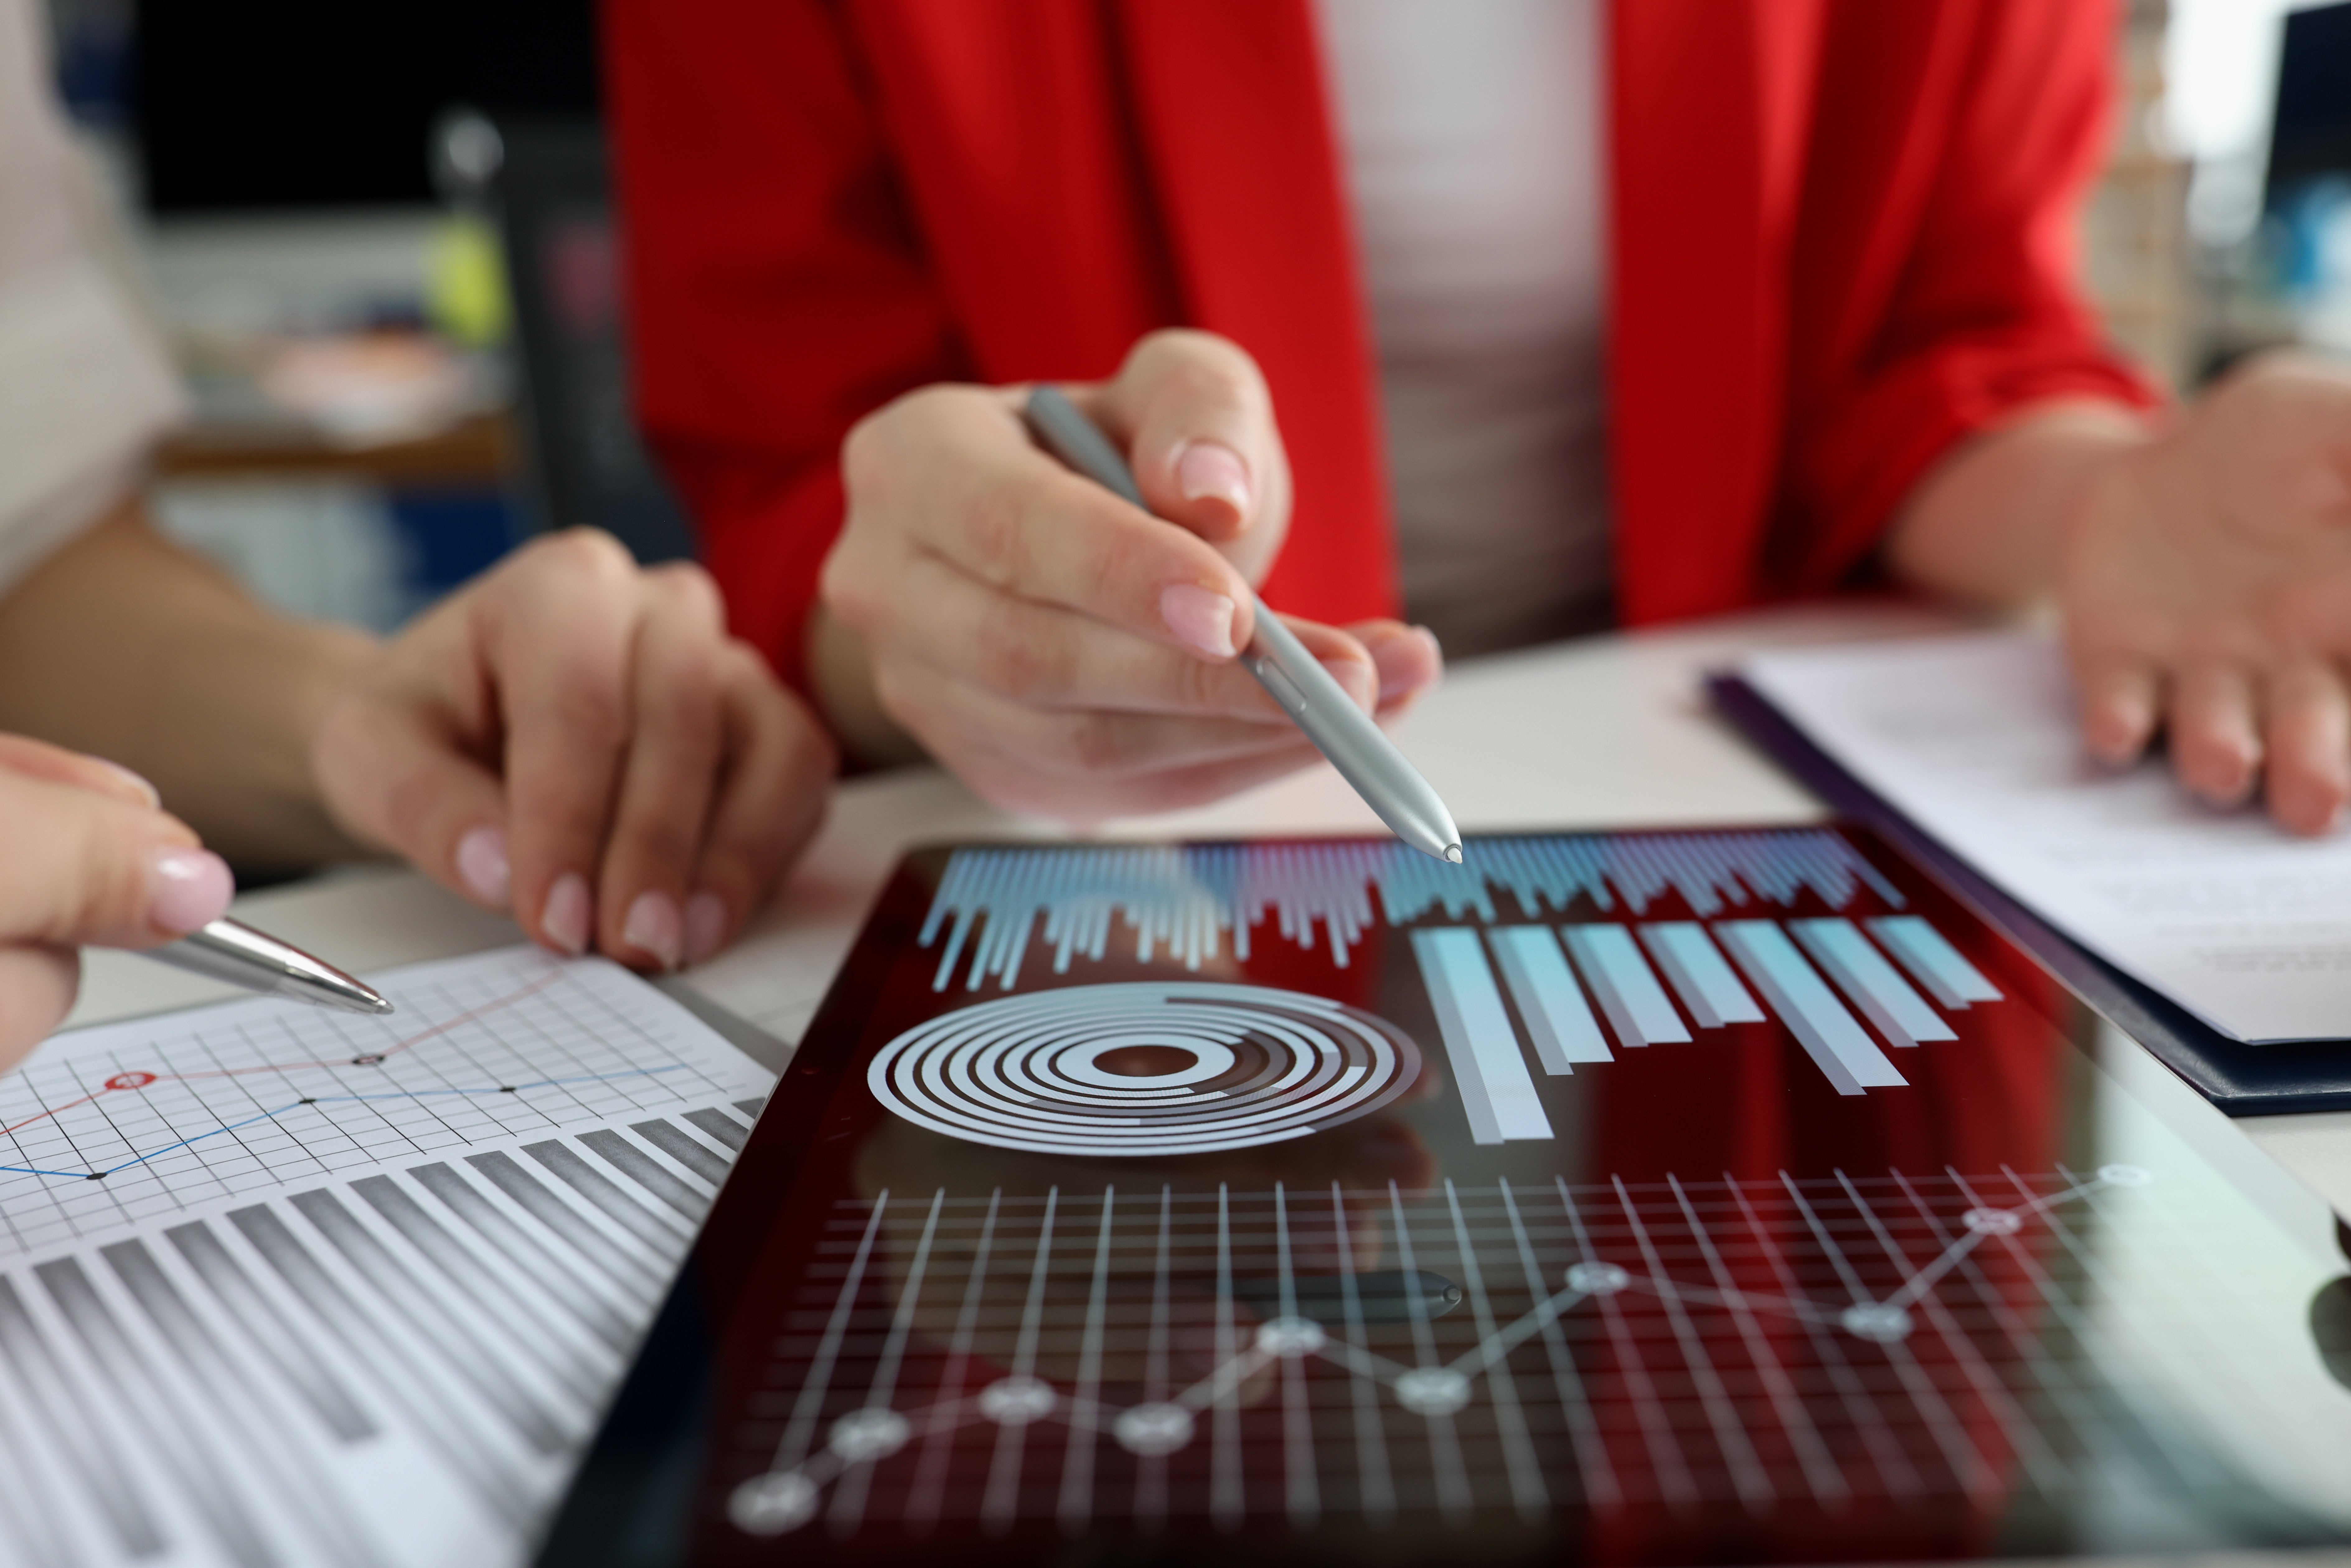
[1022, 385, 1464, 863]
[146, 918, 395, 1015]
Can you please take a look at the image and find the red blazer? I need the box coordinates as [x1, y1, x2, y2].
[604, 0, 2154, 697]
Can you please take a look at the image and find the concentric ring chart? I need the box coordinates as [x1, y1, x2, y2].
[866, 983, 1423, 1157]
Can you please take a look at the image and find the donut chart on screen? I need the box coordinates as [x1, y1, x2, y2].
[865, 982, 1424, 1157]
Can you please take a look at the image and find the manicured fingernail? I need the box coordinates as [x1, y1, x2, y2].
[1160, 584, 1238, 658]
[148, 847, 234, 935]
[684, 891, 729, 965]
[1175, 441, 1253, 520]
[455, 825, 510, 906]
[541, 872, 592, 956]
[99, 760, 161, 809]
[622, 891, 683, 972]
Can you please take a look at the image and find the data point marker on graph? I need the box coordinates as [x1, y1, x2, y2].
[1114, 1403, 1195, 1456]
[1841, 1302, 1914, 1342]
[729, 1472, 819, 1536]
[1566, 1260, 1630, 1294]
[1394, 1366, 1474, 1416]
[1256, 1316, 1328, 1358]
[829, 1408, 912, 1462]
[979, 1374, 1056, 1425]
[1963, 1207, 2023, 1235]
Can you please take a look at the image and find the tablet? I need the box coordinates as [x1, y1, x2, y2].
[538, 826, 2351, 1565]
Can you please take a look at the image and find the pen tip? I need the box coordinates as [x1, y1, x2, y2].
[1443, 844, 1463, 864]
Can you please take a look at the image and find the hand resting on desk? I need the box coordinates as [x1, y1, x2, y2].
[810, 330, 1442, 821]
[1893, 352, 2351, 837]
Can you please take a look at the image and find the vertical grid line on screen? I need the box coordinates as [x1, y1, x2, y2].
[1843, 1177, 2076, 1496]
[1056, 1189, 1116, 1534]
[775, 1191, 888, 1476]
[910, 1189, 1000, 1529]
[1273, 1184, 1321, 1529]
[1883, 1169, 2113, 1486]
[1210, 1185, 1244, 1530]
[1388, 1181, 1473, 1521]
[1497, 1177, 1617, 1510]
[1556, 1178, 1697, 1505]
[1996, 1165, 2332, 1476]
[1135, 1186, 1175, 1525]
[1441, 1180, 1547, 1520]
[1607, 1177, 1773, 1511]
[982, 1188, 1059, 1529]
[1724, 1179, 1926, 1499]
[1330, 1182, 1398, 1523]
[1662, 1175, 1847, 1505]
[1802, 1176, 1998, 1502]
[830, 1188, 947, 1535]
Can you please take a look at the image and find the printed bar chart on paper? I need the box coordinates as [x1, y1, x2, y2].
[0, 946, 772, 1568]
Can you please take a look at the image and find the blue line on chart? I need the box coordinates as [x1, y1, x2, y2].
[0, 1065, 692, 1184]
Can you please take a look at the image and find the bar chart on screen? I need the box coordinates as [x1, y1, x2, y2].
[914, 832, 2009, 1140]
[0, 946, 772, 1568]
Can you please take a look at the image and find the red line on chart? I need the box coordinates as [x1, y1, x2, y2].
[0, 969, 567, 1146]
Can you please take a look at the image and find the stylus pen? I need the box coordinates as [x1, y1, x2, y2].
[144, 918, 395, 1015]
[1023, 385, 1463, 864]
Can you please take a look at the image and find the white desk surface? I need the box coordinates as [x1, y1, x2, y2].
[66, 601, 2351, 1228]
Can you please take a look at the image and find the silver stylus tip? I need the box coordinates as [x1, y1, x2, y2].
[1443, 844, 1463, 864]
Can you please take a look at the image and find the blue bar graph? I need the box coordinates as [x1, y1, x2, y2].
[1637, 922, 1764, 1028]
[1792, 918, 1955, 1049]
[1563, 926, 1690, 1048]
[1488, 927, 1612, 1072]
[1411, 929, 1554, 1144]
[1865, 916, 2003, 1009]
[1715, 922, 1907, 1096]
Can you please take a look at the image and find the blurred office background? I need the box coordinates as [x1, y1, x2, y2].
[32, 0, 2351, 634]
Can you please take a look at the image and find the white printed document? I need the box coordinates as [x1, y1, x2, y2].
[1742, 630, 2351, 1045]
[0, 945, 773, 1568]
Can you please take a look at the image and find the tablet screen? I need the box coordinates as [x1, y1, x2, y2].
[541, 827, 2351, 1565]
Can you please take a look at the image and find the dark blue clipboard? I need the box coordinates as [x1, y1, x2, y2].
[1710, 670, 2351, 1115]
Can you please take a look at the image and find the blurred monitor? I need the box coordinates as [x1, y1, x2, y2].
[2267, 0, 2351, 206]
[130, 0, 596, 211]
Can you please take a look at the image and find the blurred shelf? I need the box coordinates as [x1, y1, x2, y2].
[156, 410, 515, 486]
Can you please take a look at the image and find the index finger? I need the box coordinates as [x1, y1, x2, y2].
[844, 388, 1262, 660]
[475, 530, 645, 955]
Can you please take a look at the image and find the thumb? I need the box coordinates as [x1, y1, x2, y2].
[0, 768, 233, 950]
[1095, 329, 1289, 547]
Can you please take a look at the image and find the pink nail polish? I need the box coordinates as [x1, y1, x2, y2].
[541, 872, 592, 956]
[1160, 584, 1238, 658]
[684, 891, 729, 965]
[147, 847, 235, 935]
[1174, 441, 1253, 519]
[455, 825, 510, 906]
[623, 891, 684, 972]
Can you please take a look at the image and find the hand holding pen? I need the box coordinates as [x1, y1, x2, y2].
[0, 735, 385, 1071]
[815, 330, 1450, 830]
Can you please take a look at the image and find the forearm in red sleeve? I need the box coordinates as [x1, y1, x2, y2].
[602, 0, 967, 701]
[1779, 0, 2159, 593]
